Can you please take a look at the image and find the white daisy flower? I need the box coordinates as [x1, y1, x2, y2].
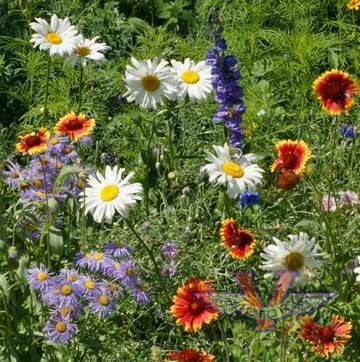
[69, 35, 111, 66]
[354, 256, 360, 282]
[260, 232, 323, 284]
[171, 58, 212, 101]
[200, 143, 264, 199]
[30, 14, 78, 56]
[79, 166, 142, 224]
[123, 57, 177, 109]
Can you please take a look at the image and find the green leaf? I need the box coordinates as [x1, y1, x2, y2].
[0, 274, 9, 299]
[54, 165, 84, 191]
[49, 227, 63, 255]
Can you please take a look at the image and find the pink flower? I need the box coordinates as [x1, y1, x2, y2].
[339, 190, 358, 207]
[322, 195, 337, 212]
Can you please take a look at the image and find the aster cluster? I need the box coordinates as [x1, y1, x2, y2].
[161, 240, 178, 278]
[30, 14, 110, 65]
[321, 190, 359, 212]
[28, 242, 149, 344]
[206, 18, 246, 150]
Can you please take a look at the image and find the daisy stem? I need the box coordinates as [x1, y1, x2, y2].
[167, 117, 175, 171]
[125, 219, 166, 293]
[77, 65, 84, 113]
[43, 55, 51, 120]
[144, 116, 156, 216]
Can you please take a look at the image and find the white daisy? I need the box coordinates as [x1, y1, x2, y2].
[200, 143, 264, 199]
[79, 166, 142, 224]
[69, 35, 111, 66]
[260, 232, 323, 284]
[171, 58, 212, 101]
[354, 256, 360, 282]
[123, 57, 177, 109]
[30, 14, 78, 56]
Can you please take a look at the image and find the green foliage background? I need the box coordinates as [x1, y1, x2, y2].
[0, 0, 360, 361]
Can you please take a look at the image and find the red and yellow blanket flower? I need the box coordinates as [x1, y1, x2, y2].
[16, 127, 50, 155]
[299, 315, 352, 357]
[313, 70, 357, 115]
[167, 348, 215, 361]
[220, 218, 256, 260]
[170, 278, 218, 333]
[54, 112, 95, 141]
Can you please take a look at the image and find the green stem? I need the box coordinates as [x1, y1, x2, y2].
[77, 65, 84, 113]
[126, 219, 166, 293]
[43, 55, 51, 119]
[328, 118, 338, 208]
[167, 117, 175, 171]
[144, 117, 156, 216]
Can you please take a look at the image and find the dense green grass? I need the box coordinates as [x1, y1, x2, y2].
[0, 0, 360, 361]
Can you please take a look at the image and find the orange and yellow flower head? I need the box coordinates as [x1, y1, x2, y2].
[347, 0, 360, 10]
[54, 112, 95, 141]
[16, 127, 50, 155]
[300, 315, 352, 357]
[313, 70, 357, 115]
[170, 278, 218, 333]
[220, 218, 256, 260]
[167, 348, 215, 362]
[271, 140, 311, 176]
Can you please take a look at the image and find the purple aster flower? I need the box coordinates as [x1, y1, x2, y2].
[45, 276, 82, 308]
[161, 241, 178, 259]
[30, 230, 41, 241]
[28, 267, 53, 292]
[103, 260, 123, 279]
[89, 283, 116, 317]
[47, 135, 69, 155]
[51, 304, 83, 319]
[74, 251, 114, 273]
[59, 144, 77, 163]
[339, 124, 356, 138]
[117, 261, 138, 287]
[130, 282, 150, 304]
[3, 161, 24, 188]
[104, 242, 132, 259]
[44, 315, 77, 344]
[238, 191, 260, 209]
[79, 135, 93, 146]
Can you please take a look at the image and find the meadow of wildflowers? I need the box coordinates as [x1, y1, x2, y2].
[0, 0, 360, 361]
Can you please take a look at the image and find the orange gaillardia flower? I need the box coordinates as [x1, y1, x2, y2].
[347, 0, 360, 10]
[313, 70, 357, 115]
[167, 348, 215, 362]
[54, 112, 95, 141]
[16, 127, 50, 155]
[220, 218, 256, 260]
[271, 140, 311, 176]
[300, 315, 352, 357]
[170, 278, 218, 333]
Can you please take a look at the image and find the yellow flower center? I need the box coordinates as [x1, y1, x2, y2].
[85, 252, 91, 258]
[49, 137, 59, 145]
[68, 274, 78, 282]
[37, 272, 48, 281]
[127, 267, 134, 276]
[60, 284, 72, 295]
[75, 46, 91, 57]
[47, 32, 62, 45]
[181, 70, 200, 84]
[100, 185, 119, 202]
[98, 295, 109, 305]
[55, 321, 66, 333]
[142, 74, 160, 92]
[113, 262, 121, 269]
[221, 161, 244, 178]
[33, 179, 42, 188]
[85, 280, 95, 289]
[94, 252, 104, 261]
[284, 252, 304, 270]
